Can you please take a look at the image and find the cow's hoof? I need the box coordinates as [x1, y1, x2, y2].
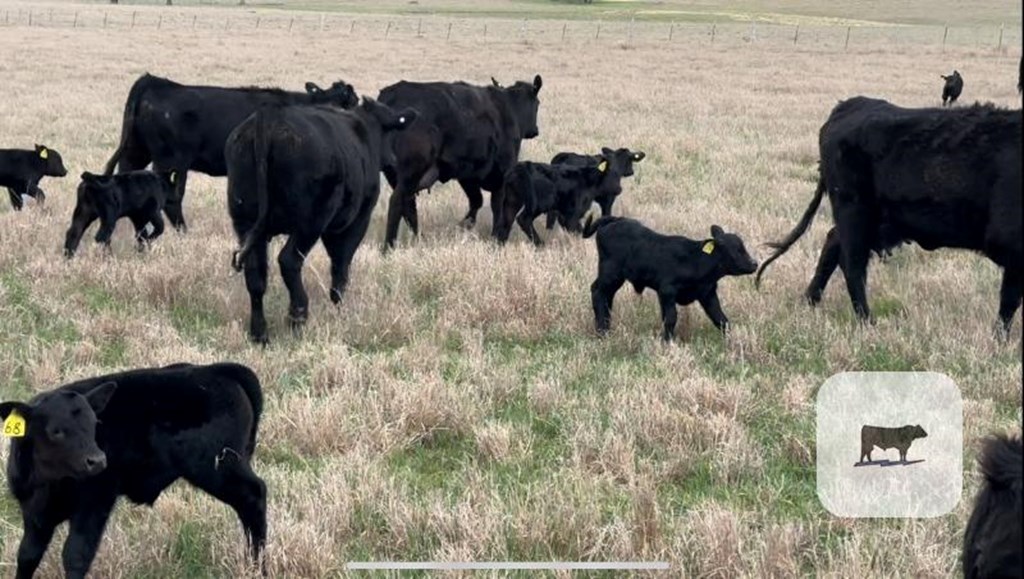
[63, 248, 74, 259]
[330, 288, 344, 305]
[804, 291, 822, 306]
[249, 333, 269, 346]
[288, 311, 308, 332]
[459, 216, 476, 230]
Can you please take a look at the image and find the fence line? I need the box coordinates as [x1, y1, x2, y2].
[0, 7, 1021, 53]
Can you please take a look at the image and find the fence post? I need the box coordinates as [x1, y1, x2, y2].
[349, 20, 355, 35]
[998, 22, 1003, 50]
[793, 24, 799, 44]
[416, 18, 422, 37]
[446, 21, 452, 41]
[562, 22, 566, 41]
[483, 23, 487, 39]
[158, 15, 162, 29]
[289, 17, 294, 32]
[28, 11, 31, 26]
[104, 12, 108, 27]
[711, 22, 716, 44]
[844, 26, 851, 50]
[131, 11, 136, 28]
[192, 14, 197, 29]
[942, 25, 948, 51]
[255, 16, 260, 29]
[74, 12, 78, 27]
[595, 21, 601, 40]
[669, 22, 674, 41]
[385, 21, 391, 38]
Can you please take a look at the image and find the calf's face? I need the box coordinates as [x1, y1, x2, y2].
[1, 382, 117, 481]
[35, 145, 68, 178]
[710, 225, 758, 275]
[912, 425, 928, 439]
[305, 80, 359, 110]
[79, 172, 121, 222]
[501, 75, 543, 139]
[601, 147, 646, 177]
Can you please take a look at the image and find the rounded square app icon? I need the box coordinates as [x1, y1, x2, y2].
[816, 372, 962, 518]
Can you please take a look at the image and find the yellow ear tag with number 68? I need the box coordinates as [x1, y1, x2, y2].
[702, 241, 715, 254]
[3, 411, 26, 438]
[39, 148, 49, 160]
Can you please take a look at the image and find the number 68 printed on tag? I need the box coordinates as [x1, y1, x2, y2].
[3, 411, 27, 438]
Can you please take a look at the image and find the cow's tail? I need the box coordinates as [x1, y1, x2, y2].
[218, 363, 264, 457]
[583, 215, 620, 239]
[979, 433, 1023, 491]
[754, 177, 826, 288]
[232, 109, 272, 272]
[103, 74, 150, 176]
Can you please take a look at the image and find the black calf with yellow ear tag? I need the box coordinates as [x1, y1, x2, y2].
[39, 148, 49, 160]
[702, 240, 715, 254]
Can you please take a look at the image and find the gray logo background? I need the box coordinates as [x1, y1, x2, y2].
[816, 372, 962, 518]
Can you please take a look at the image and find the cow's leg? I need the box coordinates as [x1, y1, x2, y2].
[186, 457, 268, 570]
[169, 169, 189, 232]
[243, 241, 270, 344]
[7, 187, 24, 211]
[384, 190, 406, 252]
[545, 211, 559, 231]
[515, 210, 543, 246]
[64, 204, 98, 258]
[61, 494, 117, 579]
[401, 193, 419, 236]
[15, 514, 58, 579]
[997, 268, 1022, 335]
[323, 200, 375, 305]
[697, 290, 731, 333]
[489, 186, 505, 238]
[277, 232, 319, 332]
[835, 211, 873, 322]
[657, 291, 679, 342]
[94, 216, 117, 250]
[591, 271, 625, 335]
[27, 181, 44, 206]
[806, 226, 842, 305]
[457, 179, 484, 229]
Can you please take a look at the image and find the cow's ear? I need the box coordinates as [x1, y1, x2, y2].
[533, 74, 543, 94]
[711, 225, 725, 239]
[601, 147, 614, 157]
[491, 77, 501, 88]
[0, 401, 32, 421]
[632, 151, 646, 162]
[84, 382, 117, 414]
[305, 82, 323, 95]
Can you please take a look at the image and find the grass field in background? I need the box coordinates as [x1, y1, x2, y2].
[0, 0, 1021, 576]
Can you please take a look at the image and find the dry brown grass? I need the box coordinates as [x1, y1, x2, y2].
[0, 1, 1021, 577]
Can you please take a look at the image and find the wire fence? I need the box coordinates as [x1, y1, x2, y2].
[1, 5, 1021, 54]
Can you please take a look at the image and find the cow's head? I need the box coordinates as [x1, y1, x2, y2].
[912, 425, 928, 439]
[79, 172, 122, 223]
[708, 225, 758, 276]
[600, 147, 646, 177]
[359, 97, 419, 133]
[305, 81, 359, 109]
[35, 145, 68, 178]
[494, 74, 542, 140]
[1, 383, 116, 482]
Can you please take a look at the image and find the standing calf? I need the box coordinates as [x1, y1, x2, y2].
[63, 170, 175, 257]
[941, 70, 964, 106]
[548, 146, 645, 228]
[0, 144, 68, 211]
[584, 216, 758, 342]
[494, 160, 605, 245]
[963, 433, 1022, 579]
[0, 362, 267, 579]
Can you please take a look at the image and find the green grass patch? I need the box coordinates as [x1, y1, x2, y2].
[387, 430, 476, 496]
[169, 302, 224, 347]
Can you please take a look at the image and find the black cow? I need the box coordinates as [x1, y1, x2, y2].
[63, 170, 175, 257]
[103, 73, 359, 231]
[548, 147, 645, 228]
[584, 216, 758, 342]
[0, 362, 266, 579]
[226, 98, 418, 344]
[858, 424, 928, 463]
[963, 433, 1022, 579]
[941, 70, 964, 106]
[494, 160, 605, 245]
[377, 75, 543, 249]
[0, 145, 68, 211]
[756, 97, 1022, 334]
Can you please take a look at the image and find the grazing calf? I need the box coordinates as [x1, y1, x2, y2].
[0, 362, 267, 579]
[0, 145, 68, 211]
[494, 160, 604, 245]
[858, 424, 928, 463]
[63, 170, 175, 257]
[963, 433, 1022, 579]
[584, 216, 758, 342]
[548, 146, 645, 228]
[942, 70, 964, 106]
[756, 97, 1021, 334]
[226, 98, 417, 344]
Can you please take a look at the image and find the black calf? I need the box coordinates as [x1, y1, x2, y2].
[64, 170, 175, 257]
[0, 145, 68, 211]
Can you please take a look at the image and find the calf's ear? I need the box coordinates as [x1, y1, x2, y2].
[491, 77, 502, 88]
[305, 82, 323, 95]
[710, 225, 725, 238]
[533, 74, 543, 94]
[85, 382, 117, 414]
[0, 401, 32, 421]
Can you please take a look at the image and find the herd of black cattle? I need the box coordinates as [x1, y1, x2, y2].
[0, 61, 1021, 577]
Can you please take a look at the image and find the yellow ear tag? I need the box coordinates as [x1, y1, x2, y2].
[3, 411, 26, 438]
[169, 171, 177, 184]
[597, 160, 608, 173]
[39, 149, 49, 160]
[702, 241, 715, 254]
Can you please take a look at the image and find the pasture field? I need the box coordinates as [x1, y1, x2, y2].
[0, 0, 1022, 577]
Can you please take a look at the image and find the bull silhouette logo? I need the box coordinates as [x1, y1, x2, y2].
[855, 424, 928, 467]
